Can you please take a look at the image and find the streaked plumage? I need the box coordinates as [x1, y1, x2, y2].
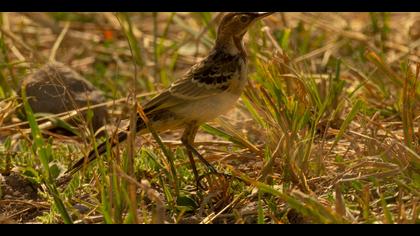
[65, 12, 274, 186]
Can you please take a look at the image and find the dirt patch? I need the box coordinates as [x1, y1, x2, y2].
[0, 172, 48, 223]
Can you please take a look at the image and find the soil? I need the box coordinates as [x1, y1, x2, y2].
[0, 171, 47, 223]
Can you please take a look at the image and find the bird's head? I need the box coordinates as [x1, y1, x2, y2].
[215, 12, 274, 55]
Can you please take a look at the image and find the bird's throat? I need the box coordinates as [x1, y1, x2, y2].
[233, 36, 247, 58]
[215, 33, 247, 59]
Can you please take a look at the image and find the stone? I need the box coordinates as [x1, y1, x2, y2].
[73, 203, 90, 214]
[18, 62, 108, 134]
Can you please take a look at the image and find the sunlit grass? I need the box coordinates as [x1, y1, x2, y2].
[0, 12, 419, 224]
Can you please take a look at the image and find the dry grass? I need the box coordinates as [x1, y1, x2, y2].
[0, 12, 419, 224]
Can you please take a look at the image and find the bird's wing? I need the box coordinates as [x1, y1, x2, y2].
[144, 52, 242, 114]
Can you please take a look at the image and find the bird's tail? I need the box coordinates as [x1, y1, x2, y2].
[65, 115, 146, 176]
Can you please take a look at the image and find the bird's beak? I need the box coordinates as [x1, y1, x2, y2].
[254, 12, 275, 19]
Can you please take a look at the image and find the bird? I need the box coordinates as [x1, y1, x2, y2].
[65, 12, 274, 187]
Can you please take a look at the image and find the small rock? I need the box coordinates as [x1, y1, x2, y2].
[5, 173, 21, 188]
[73, 203, 90, 214]
[24, 185, 33, 192]
[18, 62, 109, 134]
[3, 172, 39, 200]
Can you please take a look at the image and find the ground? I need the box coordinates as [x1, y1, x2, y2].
[0, 12, 419, 224]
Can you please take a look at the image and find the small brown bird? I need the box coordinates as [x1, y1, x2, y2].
[66, 12, 274, 186]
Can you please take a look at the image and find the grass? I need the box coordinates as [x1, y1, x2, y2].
[0, 12, 419, 224]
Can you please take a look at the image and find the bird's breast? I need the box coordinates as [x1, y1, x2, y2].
[176, 91, 242, 124]
[174, 57, 247, 124]
[228, 59, 247, 94]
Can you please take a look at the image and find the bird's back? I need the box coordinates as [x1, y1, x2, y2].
[142, 49, 247, 126]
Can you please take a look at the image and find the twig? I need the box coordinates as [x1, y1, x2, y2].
[261, 26, 284, 55]
[0, 199, 50, 209]
[49, 21, 71, 62]
[293, 41, 346, 63]
[0, 27, 45, 62]
[0, 92, 157, 132]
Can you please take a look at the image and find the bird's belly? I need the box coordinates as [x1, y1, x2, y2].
[175, 92, 241, 124]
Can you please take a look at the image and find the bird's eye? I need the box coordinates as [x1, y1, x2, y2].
[239, 15, 250, 23]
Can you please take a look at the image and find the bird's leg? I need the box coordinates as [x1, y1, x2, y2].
[181, 125, 200, 185]
[181, 123, 218, 187]
[186, 143, 217, 173]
